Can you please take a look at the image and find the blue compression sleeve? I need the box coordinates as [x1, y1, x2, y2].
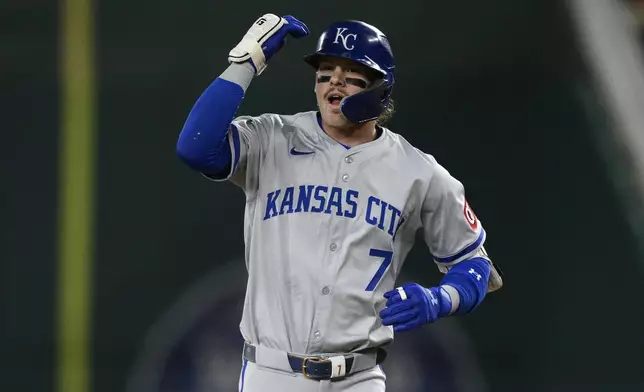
[440, 257, 491, 314]
[176, 63, 254, 175]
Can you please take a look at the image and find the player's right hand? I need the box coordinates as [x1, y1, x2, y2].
[228, 14, 310, 76]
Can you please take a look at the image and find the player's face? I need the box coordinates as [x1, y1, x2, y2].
[314, 57, 375, 128]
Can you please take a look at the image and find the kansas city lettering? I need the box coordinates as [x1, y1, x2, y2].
[263, 185, 403, 238]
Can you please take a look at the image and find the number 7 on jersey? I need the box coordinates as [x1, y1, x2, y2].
[365, 249, 393, 291]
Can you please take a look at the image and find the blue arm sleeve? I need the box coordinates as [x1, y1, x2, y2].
[176, 77, 245, 175]
[440, 257, 491, 314]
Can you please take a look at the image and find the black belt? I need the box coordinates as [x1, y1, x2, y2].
[287, 354, 356, 380]
[242, 342, 387, 381]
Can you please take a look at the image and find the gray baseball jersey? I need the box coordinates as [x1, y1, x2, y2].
[209, 110, 486, 355]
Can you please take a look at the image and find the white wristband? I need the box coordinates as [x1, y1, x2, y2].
[440, 285, 461, 315]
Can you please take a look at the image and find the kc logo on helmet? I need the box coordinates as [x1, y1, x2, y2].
[333, 28, 358, 50]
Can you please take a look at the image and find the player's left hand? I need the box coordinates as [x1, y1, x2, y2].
[379, 283, 452, 333]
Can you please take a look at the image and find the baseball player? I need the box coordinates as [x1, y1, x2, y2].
[176, 14, 503, 391]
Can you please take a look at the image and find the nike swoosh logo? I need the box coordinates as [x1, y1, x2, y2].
[290, 147, 315, 156]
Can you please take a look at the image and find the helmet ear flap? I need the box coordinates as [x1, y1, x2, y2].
[370, 78, 392, 103]
[340, 78, 391, 124]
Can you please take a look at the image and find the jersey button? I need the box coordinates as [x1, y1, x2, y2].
[345, 156, 353, 164]
[314, 331, 321, 340]
[329, 243, 337, 251]
[342, 174, 349, 182]
[321, 286, 331, 295]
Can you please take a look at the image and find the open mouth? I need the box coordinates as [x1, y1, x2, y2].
[327, 93, 344, 107]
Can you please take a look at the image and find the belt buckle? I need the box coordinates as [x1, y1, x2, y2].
[302, 356, 329, 380]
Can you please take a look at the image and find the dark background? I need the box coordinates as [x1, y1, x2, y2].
[3, 0, 644, 391]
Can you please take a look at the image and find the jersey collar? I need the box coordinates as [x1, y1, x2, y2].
[314, 111, 386, 151]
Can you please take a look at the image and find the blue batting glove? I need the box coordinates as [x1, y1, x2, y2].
[228, 14, 310, 75]
[261, 15, 310, 62]
[379, 283, 453, 333]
